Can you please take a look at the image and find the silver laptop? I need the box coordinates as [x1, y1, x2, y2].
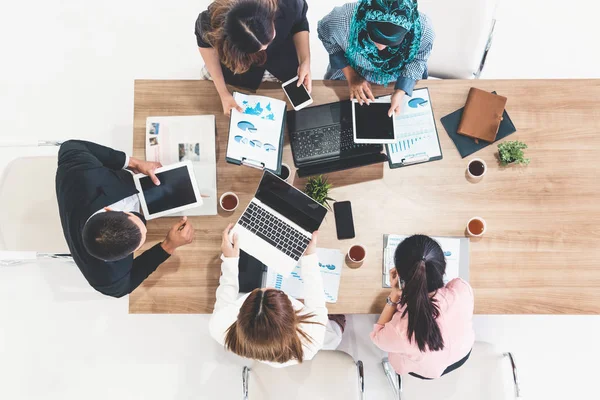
[230, 171, 327, 275]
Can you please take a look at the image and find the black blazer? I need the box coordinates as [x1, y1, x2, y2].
[195, 0, 310, 90]
[55, 140, 170, 298]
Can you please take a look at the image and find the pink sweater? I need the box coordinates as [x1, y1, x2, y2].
[370, 278, 475, 378]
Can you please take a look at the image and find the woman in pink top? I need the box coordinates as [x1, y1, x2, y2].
[370, 235, 475, 379]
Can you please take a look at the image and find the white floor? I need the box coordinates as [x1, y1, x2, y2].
[1, 1, 599, 399]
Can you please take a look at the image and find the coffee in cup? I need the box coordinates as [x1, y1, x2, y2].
[278, 163, 291, 182]
[347, 244, 367, 265]
[220, 192, 239, 212]
[467, 158, 487, 180]
[467, 217, 486, 237]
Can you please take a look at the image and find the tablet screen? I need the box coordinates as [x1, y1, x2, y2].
[354, 103, 395, 141]
[139, 166, 197, 215]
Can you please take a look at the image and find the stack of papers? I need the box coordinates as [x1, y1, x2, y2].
[145, 115, 217, 216]
[265, 248, 343, 303]
[383, 235, 462, 288]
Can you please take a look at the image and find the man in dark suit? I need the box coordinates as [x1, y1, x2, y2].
[55, 140, 195, 298]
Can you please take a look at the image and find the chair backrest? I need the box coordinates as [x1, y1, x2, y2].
[248, 350, 362, 400]
[418, 0, 498, 79]
[400, 342, 516, 400]
[0, 156, 69, 253]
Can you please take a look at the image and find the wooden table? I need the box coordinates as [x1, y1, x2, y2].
[130, 79, 600, 315]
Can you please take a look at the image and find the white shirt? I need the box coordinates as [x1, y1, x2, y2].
[209, 253, 328, 368]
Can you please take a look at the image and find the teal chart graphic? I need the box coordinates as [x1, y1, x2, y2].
[237, 121, 257, 132]
[241, 100, 276, 121]
[390, 135, 428, 153]
[408, 98, 429, 108]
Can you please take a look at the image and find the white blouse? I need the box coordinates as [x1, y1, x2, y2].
[209, 253, 328, 368]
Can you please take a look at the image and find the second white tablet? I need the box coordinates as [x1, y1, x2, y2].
[352, 99, 397, 144]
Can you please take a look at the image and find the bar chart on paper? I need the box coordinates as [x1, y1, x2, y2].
[265, 248, 343, 303]
[381, 88, 442, 164]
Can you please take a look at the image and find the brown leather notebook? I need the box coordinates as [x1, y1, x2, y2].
[457, 88, 507, 143]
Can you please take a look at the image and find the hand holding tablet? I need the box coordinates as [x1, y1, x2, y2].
[133, 161, 203, 220]
[352, 99, 397, 144]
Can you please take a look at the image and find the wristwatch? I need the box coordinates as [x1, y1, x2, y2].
[386, 296, 400, 306]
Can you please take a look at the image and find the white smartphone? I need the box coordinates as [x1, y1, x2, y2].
[282, 76, 313, 111]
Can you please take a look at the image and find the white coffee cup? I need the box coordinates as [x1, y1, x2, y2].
[467, 158, 487, 180]
[279, 163, 291, 182]
[466, 217, 487, 237]
[219, 192, 239, 212]
[347, 244, 367, 264]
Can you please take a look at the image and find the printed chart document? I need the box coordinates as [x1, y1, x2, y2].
[226, 92, 286, 172]
[145, 115, 217, 216]
[382, 235, 469, 288]
[381, 88, 442, 165]
[265, 248, 344, 303]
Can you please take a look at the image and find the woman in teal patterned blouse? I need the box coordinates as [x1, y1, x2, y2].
[318, 0, 435, 116]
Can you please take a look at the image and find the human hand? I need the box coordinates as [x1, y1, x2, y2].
[221, 223, 239, 258]
[221, 93, 243, 117]
[389, 269, 402, 302]
[297, 61, 312, 94]
[348, 75, 375, 106]
[161, 216, 195, 254]
[305, 231, 318, 255]
[128, 158, 162, 185]
[388, 89, 405, 117]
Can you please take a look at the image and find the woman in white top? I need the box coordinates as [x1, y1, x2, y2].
[209, 224, 344, 367]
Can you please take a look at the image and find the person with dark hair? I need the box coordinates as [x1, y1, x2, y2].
[56, 140, 195, 298]
[195, 0, 312, 116]
[209, 224, 345, 367]
[370, 235, 474, 379]
[318, 0, 435, 116]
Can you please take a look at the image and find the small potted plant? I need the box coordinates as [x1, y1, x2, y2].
[498, 140, 530, 166]
[304, 175, 335, 211]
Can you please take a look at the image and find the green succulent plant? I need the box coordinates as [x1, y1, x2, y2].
[304, 175, 335, 211]
[498, 140, 530, 166]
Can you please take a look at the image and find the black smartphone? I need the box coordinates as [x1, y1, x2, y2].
[333, 201, 355, 240]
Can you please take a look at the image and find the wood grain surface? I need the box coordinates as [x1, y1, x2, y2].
[129, 79, 600, 314]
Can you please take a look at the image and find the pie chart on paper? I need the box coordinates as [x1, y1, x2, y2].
[408, 98, 429, 108]
[237, 121, 257, 132]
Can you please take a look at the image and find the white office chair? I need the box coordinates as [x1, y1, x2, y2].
[418, 0, 498, 79]
[383, 341, 520, 400]
[0, 152, 70, 259]
[242, 350, 365, 400]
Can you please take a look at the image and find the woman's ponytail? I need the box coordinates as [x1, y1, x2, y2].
[395, 235, 447, 352]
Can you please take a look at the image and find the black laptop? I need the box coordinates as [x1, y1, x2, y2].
[287, 100, 388, 177]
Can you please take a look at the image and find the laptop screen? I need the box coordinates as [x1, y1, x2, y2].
[255, 172, 327, 233]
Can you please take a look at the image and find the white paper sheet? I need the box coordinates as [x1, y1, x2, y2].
[383, 235, 461, 287]
[145, 115, 217, 216]
[380, 88, 441, 164]
[265, 248, 344, 303]
[227, 93, 286, 171]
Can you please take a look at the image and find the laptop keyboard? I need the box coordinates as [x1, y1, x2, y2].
[291, 125, 369, 162]
[238, 202, 310, 261]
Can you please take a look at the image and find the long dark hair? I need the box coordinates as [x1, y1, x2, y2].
[204, 0, 278, 74]
[394, 235, 446, 352]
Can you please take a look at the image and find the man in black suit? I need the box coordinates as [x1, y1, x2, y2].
[55, 140, 195, 298]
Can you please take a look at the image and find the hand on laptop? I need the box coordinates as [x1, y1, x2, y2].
[305, 231, 318, 256]
[128, 157, 162, 185]
[221, 223, 240, 258]
[347, 70, 375, 106]
[388, 89, 405, 117]
[161, 217, 195, 254]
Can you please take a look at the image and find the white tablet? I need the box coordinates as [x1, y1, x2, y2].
[352, 99, 397, 144]
[133, 161, 203, 220]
